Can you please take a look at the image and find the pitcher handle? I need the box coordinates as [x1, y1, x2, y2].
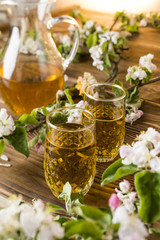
[47, 15, 80, 70]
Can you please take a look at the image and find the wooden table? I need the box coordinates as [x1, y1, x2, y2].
[0, 7, 160, 239]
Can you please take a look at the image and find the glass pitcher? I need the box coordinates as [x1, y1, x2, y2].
[0, 0, 79, 116]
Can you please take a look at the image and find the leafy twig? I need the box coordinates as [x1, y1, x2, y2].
[109, 17, 119, 31]
[127, 76, 160, 93]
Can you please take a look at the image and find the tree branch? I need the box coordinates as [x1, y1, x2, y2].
[110, 17, 119, 31]
[127, 76, 160, 92]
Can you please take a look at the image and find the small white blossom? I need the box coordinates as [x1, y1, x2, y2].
[123, 198, 136, 214]
[89, 46, 104, 71]
[149, 156, 160, 172]
[67, 108, 82, 124]
[76, 100, 88, 108]
[137, 127, 160, 147]
[115, 188, 125, 201]
[119, 180, 131, 193]
[0, 195, 64, 240]
[99, 31, 120, 45]
[111, 31, 120, 44]
[118, 215, 148, 240]
[115, 181, 137, 214]
[128, 192, 137, 202]
[120, 128, 160, 172]
[89, 45, 103, 59]
[96, 25, 103, 32]
[112, 206, 129, 224]
[150, 142, 160, 157]
[120, 145, 132, 158]
[125, 106, 143, 124]
[20, 37, 39, 55]
[123, 141, 150, 167]
[127, 66, 147, 80]
[140, 18, 148, 27]
[20, 204, 40, 238]
[76, 72, 97, 95]
[92, 59, 104, 71]
[85, 20, 94, 29]
[59, 34, 71, 45]
[68, 24, 75, 34]
[139, 53, 157, 73]
[0, 108, 15, 137]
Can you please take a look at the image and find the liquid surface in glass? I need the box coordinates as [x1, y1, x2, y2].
[44, 123, 96, 197]
[0, 61, 64, 116]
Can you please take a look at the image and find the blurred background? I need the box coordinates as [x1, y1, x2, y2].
[55, 0, 160, 13]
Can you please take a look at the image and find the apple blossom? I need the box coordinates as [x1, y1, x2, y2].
[112, 206, 129, 224]
[0, 108, 15, 137]
[125, 107, 143, 124]
[139, 53, 157, 73]
[108, 193, 121, 210]
[120, 145, 132, 158]
[119, 180, 131, 193]
[137, 127, 160, 147]
[118, 215, 148, 240]
[76, 100, 88, 108]
[76, 72, 97, 95]
[149, 156, 160, 172]
[139, 18, 148, 27]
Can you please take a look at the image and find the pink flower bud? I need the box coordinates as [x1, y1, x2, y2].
[108, 193, 121, 210]
[119, 180, 131, 193]
[120, 145, 132, 158]
[34, 141, 44, 153]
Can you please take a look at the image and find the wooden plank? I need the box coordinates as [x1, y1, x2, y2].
[0, 7, 160, 238]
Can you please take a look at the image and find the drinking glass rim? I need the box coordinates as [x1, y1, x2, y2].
[84, 83, 126, 102]
[46, 106, 96, 132]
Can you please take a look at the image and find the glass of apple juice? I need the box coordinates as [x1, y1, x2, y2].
[44, 107, 96, 197]
[84, 83, 126, 162]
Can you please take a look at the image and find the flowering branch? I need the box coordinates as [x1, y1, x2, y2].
[1, 175, 160, 240]
[127, 75, 160, 93]
[102, 127, 160, 225]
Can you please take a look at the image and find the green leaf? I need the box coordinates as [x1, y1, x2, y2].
[28, 135, 39, 150]
[126, 23, 139, 33]
[46, 203, 65, 212]
[41, 107, 49, 116]
[149, 228, 160, 236]
[58, 182, 72, 213]
[71, 191, 84, 205]
[49, 111, 69, 126]
[115, 11, 124, 19]
[108, 43, 118, 60]
[113, 80, 127, 98]
[104, 53, 111, 67]
[86, 33, 98, 49]
[73, 205, 111, 227]
[101, 158, 138, 185]
[135, 171, 160, 224]
[18, 114, 39, 125]
[4, 127, 29, 157]
[103, 65, 110, 76]
[64, 89, 74, 105]
[127, 86, 139, 104]
[0, 139, 5, 155]
[65, 220, 103, 239]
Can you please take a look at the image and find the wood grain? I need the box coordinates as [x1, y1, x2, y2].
[0, 7, 160, 238]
